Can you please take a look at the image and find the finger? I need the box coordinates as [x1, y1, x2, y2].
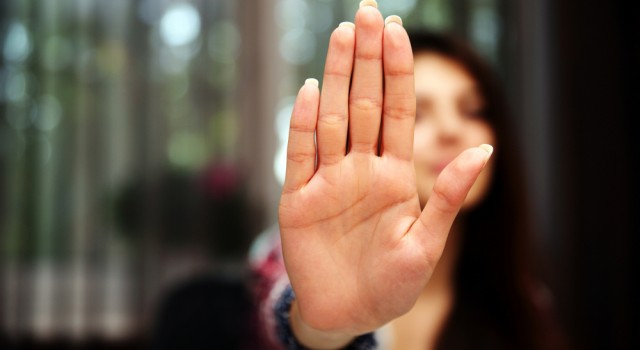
[380, 16, 415, 160]
[283, 79, 320, 193]
[348, 1, 384, 154]
[316, 22, 355, 166]
[410, 145, 494, 263]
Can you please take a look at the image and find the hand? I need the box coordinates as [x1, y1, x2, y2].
[279, 2, 493, 347]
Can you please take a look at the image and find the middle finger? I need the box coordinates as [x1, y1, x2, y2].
[348, 1, 384, 155]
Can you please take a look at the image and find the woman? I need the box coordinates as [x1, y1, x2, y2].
[252, 2, 565, 349]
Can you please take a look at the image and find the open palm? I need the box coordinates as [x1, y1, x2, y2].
[279, 4, 492, 340]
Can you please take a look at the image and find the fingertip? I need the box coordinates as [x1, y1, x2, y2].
[383, 19, 410, 50]
[359, 0, 378, 9]
[478, 144, 494, 168]
[338, 21, 355, 30]
[294, 78, 320, 121]
[384, 15, 403, 27]
[382, 17, 411, 65]
[479, 143, 493, 156]
[329, 24, 355, 53]
[305, 78, 319, 88]
[355, 2, 384, 28]
[299, 78, 320, 101]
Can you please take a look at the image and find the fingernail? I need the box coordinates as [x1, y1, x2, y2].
[305, 78, 319, 87]
[359, 0, 378, 9]
[479, 144, 494, 166]
[384, 15, 403, 27]
[338, 21, 355, 29]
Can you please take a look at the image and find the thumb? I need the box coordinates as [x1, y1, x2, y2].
[409, 144, 493, 264]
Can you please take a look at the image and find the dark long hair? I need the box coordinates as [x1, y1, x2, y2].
[407, 30, 563, 350]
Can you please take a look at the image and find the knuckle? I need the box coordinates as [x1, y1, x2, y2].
[384, 68, 412, 78]
[383, 104, 415, 120]
[350, 140, 375, 153]
[287, 150, 314, 164]
[350, 96, 382, 112]
[355, 51, 382, 62]
[319, 112, 347, 126]
[324, 69, 351, 80]
[289, 122, 315, 134]
[319, 153, 342, 165]
[431, 182, 459, 212]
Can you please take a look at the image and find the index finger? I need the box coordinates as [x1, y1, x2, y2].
[380, 16, 415, 160]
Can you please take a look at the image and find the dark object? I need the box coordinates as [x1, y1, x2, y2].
[151, 273, 256, 350]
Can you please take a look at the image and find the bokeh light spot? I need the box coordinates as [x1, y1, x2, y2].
[279, 29, 316, 65]
[3, 21, 32, 62]
[160, 3, 201, 47]
[275, 0, 308, 31]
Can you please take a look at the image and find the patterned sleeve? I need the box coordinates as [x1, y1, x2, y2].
[249, 227, 378, 350]
[249, 226, 291, 349]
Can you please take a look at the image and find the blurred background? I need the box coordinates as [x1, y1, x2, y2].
[0, 0, 637, 349]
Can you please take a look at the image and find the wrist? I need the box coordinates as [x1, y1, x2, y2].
[275, 285, 377, 350]
[290, 299, 355, 349]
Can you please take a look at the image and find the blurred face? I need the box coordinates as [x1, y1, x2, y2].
[413, 52, 496, 209]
